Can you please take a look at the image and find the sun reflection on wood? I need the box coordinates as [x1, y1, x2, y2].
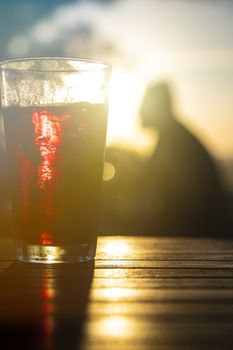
[92, 287, 135, 302]
[95, 316, 133, 338]
[97, 237, 132, 259]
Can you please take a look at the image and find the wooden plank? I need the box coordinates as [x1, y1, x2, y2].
[88, 302, 233, 316]
[0, 286, 233, 303]
[96, 237, 233, 258]
[87, 313, 233, 325]
[79, 346, 230, 350]
[97, 236, 233, 248]
[2, 277, 233, 290]
[90, 288, 233, 303]
[93, 277, 233, 289]
[2, 266, 233, 279]
[95, 260, 233, 269]
[98, 253, 233, 260]
[94, 268, 233, 278]
[3, 301, 232, 322]
[80, 342, 233, 350]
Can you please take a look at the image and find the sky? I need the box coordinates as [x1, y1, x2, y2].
[3, 0, 233, 158]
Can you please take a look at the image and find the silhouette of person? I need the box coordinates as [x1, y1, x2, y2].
[139, 82, 230, 237]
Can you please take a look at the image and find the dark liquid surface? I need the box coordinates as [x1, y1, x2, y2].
[3, 103, 107, 245]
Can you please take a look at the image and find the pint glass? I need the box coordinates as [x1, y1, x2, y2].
[0, 58, 111, 263]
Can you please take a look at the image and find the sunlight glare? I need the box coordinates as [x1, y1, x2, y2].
[98, 287, 134, 301]
[99, 238, 132, 259]
[96, 316, 132, 338]
[107, 68, 142, 145]
[58, 71, 105, 103]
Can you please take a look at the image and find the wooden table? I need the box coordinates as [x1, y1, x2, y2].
[1, 236, 233, 349]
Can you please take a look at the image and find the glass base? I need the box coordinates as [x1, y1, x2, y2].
[16, 240, 96, 264]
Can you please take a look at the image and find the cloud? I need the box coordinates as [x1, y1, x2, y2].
[7, 0, 233, 73]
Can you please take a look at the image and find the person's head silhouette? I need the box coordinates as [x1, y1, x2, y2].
[140, 82, 174, 131]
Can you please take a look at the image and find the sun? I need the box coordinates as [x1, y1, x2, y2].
[106, 68, 143, 146]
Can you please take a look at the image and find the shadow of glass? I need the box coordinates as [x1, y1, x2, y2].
[0, 260, 94, 349]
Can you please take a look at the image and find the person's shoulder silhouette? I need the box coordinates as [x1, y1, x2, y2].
[140, 82, 230, 237]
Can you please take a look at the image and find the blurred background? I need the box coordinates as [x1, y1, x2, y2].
[0, 0, 232, 237]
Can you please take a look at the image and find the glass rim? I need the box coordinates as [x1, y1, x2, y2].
[0, 56, 112, 73]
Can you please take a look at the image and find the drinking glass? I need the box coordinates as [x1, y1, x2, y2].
[0, 57, 111, 263]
